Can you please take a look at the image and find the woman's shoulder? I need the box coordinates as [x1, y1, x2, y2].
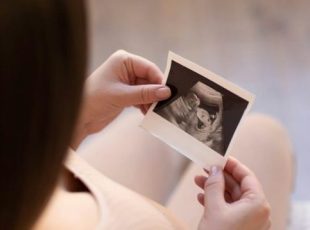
[65, 150, 188, 230]
[33, 188, 99, 230]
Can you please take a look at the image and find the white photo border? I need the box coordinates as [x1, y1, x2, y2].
[140, 52, 255, 169]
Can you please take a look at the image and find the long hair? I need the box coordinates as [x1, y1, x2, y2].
[0, 0, 87, 229]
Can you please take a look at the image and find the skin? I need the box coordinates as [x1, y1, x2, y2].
[195, 157, 271, 230]
[71, 50, 171, 148]
[36, 50, 172, 230]
[55, 50, 270, 229]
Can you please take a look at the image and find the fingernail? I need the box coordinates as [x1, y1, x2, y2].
[210, 166, 219, 176]
[155, 87, 171, 99]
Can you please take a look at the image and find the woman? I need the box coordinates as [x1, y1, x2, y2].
[0, 0, 293, 229]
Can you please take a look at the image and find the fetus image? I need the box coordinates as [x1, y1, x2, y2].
[156, 81, 223, 154]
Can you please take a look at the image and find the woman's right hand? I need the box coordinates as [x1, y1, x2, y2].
[71, 50, 171, 148]
[195, 157, 271, 230]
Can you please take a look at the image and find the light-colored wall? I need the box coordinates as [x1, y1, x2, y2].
[87, 0, 310, 200]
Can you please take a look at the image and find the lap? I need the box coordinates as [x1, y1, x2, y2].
[78, 111, 294, 229]
[166, 113, 294, 230]
[77, 108, 190, 203]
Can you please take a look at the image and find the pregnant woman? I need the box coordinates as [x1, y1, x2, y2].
[0, 0, 293, 229]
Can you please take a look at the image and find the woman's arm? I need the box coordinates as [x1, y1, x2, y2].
[71, 50, 171, 149]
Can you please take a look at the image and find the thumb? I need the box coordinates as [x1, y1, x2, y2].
[122, 84, 171, 106]
[204, 166, 226, 210]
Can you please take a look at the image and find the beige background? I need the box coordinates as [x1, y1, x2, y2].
[86, 0, 310, 200]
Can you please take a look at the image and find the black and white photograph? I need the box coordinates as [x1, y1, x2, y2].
[141, 52, 254, 168]
[155, 81, 224, 154]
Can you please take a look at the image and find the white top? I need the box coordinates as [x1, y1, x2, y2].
[65, 151, 187, 230]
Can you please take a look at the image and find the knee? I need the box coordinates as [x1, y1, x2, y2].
[234, 113, 294, 170]
[245, 113, 286, 132]
[241, 113, 292, 149]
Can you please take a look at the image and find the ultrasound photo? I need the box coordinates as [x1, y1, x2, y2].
[141, 52, 254, 167]
[156, 82, 224, 154]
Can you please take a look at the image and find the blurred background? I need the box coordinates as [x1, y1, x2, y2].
[86, 0, 310, 200]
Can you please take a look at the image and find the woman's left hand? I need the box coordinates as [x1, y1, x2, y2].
[72, 50, 171, 148]
[195, 157, 271, 230]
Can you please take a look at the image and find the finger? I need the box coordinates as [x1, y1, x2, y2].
[194, 175, 207, 190]
[262, 218, 272, 230]
[135, 78, 149, 85]
[138, 104, 148, 114]
[135, 103, 150, 114]
[197, 188, 234, 204]
[142, 103, 152, 113]
[223, 171, 242, 201]
[225, 157, 264, 195]
[195, 173, 241, 201]
[122, 84, 171, 106]
[204, 166, 225, 209]
[197, 193, 205, 206]
[143, 104, 149, 114]
[225, 157, 253, 181]
[224, 190, 233, 203]
[135, 78, 158, 86]
[125, 52, 163, 84]
[202, 168, 241, 197]
[140, 106, 147, 114]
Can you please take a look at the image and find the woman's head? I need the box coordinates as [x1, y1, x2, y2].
[0, 0, 87, 229]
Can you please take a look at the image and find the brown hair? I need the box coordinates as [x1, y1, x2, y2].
[0, 0, 87, 229]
